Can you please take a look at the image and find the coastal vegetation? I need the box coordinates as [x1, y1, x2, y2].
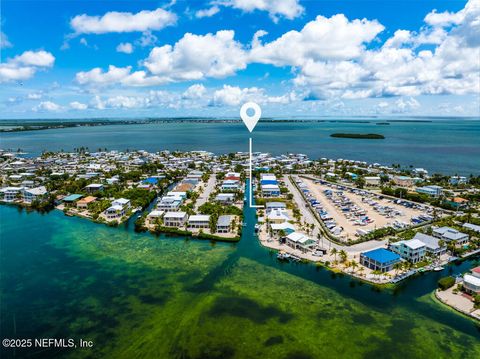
[438, 276, 455, 290]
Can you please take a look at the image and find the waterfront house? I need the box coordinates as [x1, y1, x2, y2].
[262, 184, 280, 197]
[285, 232, 316, 252]
[265, 202, 287, 213]
[432, 226, 469, 245]
[112, 198, 131, 209]
[105, 205, 125, 220]
[270, 222, 295, 236]
[221, 179, 241, 192]
[163, 212, 188, 227]
[463, 267, 480, 294]
[147, 210, 165, 219]
[360, 248, 401, 272]
[22, 186, 48, 203]
[413, 233, 447, 256]
[217, 215, 233, 233]
[188, 214, 210, 229]
[76, 196, 97, 210]
[157, 196, 182, 211]
[416, 185, 443, 197]
[166, 191, 187, 199]
[389, 239, 426, 264]
[267, 209, 290, 224]
[215, 193, 235, 203]
[62, 194, 83, 207]
[1, 187, 23, 202]
[175, 182, 195, 192]
[85, 183, 104, 193]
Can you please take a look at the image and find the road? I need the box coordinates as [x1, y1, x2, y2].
[195, 174, 216, 211]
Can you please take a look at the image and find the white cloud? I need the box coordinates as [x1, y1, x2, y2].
[195, 6, 220, 18]
[12, 50, 55, 67]
[394, 97, 420, 113]
[70, 8, 177, 34]
[218, 0, 304, 21]
[27, 92, 43, 100]
[116, 42, 134, 54]
[73, 0, 480, 104]
[69, 101, 88, 110]
[182, 84, 207, 99]
[211, 85, 295, 106]
[33, 101, 62, 112]
[250, 14, 385, 65]
[0, 50, 55, 83]
[144, 30, 247, 80]
[1, 31, 12, 48]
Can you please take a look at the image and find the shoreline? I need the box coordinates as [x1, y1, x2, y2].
[434, 289, 480, 322]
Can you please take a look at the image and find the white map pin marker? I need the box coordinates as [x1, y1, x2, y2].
[240, 102, 261, 133]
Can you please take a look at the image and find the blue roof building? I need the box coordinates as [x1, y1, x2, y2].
[360, 248, 401, 273]
[143, 177, 160, 185]
[260, 179, 278, 186]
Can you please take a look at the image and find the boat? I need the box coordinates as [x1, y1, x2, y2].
[433, 266, 444, 272]
[254, 224, 260, 233]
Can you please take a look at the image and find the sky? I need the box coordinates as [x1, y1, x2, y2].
[0, 0, 479, 119]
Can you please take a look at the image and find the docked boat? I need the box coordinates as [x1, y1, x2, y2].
[254, 224, 260, 233]
[433, 266, 444, 272]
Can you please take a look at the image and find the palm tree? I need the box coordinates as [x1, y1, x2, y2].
[358, 267, 365, 277]
[351, 260, 358, 273]
[339, 250, 347, 263]
[393, 262, 403, 276]
[330, 248, 338, 262]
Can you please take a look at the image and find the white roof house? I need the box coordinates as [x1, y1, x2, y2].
[112, 198, 130, 207]
[402, 239, 426, 250]
[147, 210, 165, 218]
[164, 211, 188, 219]
[188, 215, 210, 222]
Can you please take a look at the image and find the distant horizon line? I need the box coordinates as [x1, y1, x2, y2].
[1, 115, 480, 122]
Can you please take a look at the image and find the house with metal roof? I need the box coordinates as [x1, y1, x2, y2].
[432, 226, 469, 245]
[360, 248, 401, 272]
[389, 239, 426, 264]
[413, 232, 447, 256]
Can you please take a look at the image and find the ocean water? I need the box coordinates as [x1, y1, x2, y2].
[1, 188, 480, 358]
[1, 119, 479, 174]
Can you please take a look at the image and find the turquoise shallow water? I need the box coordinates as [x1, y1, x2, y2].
[1, 119, 479, 174]
[1, 181, 480, 359]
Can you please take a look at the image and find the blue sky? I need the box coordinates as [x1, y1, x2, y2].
[0, 0, 479, 119]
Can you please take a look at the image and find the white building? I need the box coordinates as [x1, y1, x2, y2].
[105, 205, 125, 219]
[215, 193, 235, 203]
[157, 197, 182, 211]
[364, 176, 381, 186]
[163, 212, 188, 227]
[463, 267, 480, 294]
[432, 227, 469, 245]
[416, 185, 443, 197]
[188, 215, 210, 229]
[23, 186, 48, 203]
[285, 232, 316, 252]
[389, 239, 426, 264]
[1, 187, 23, 202]
[413, 233, 447, 256]
[217, 215, 233, 233]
